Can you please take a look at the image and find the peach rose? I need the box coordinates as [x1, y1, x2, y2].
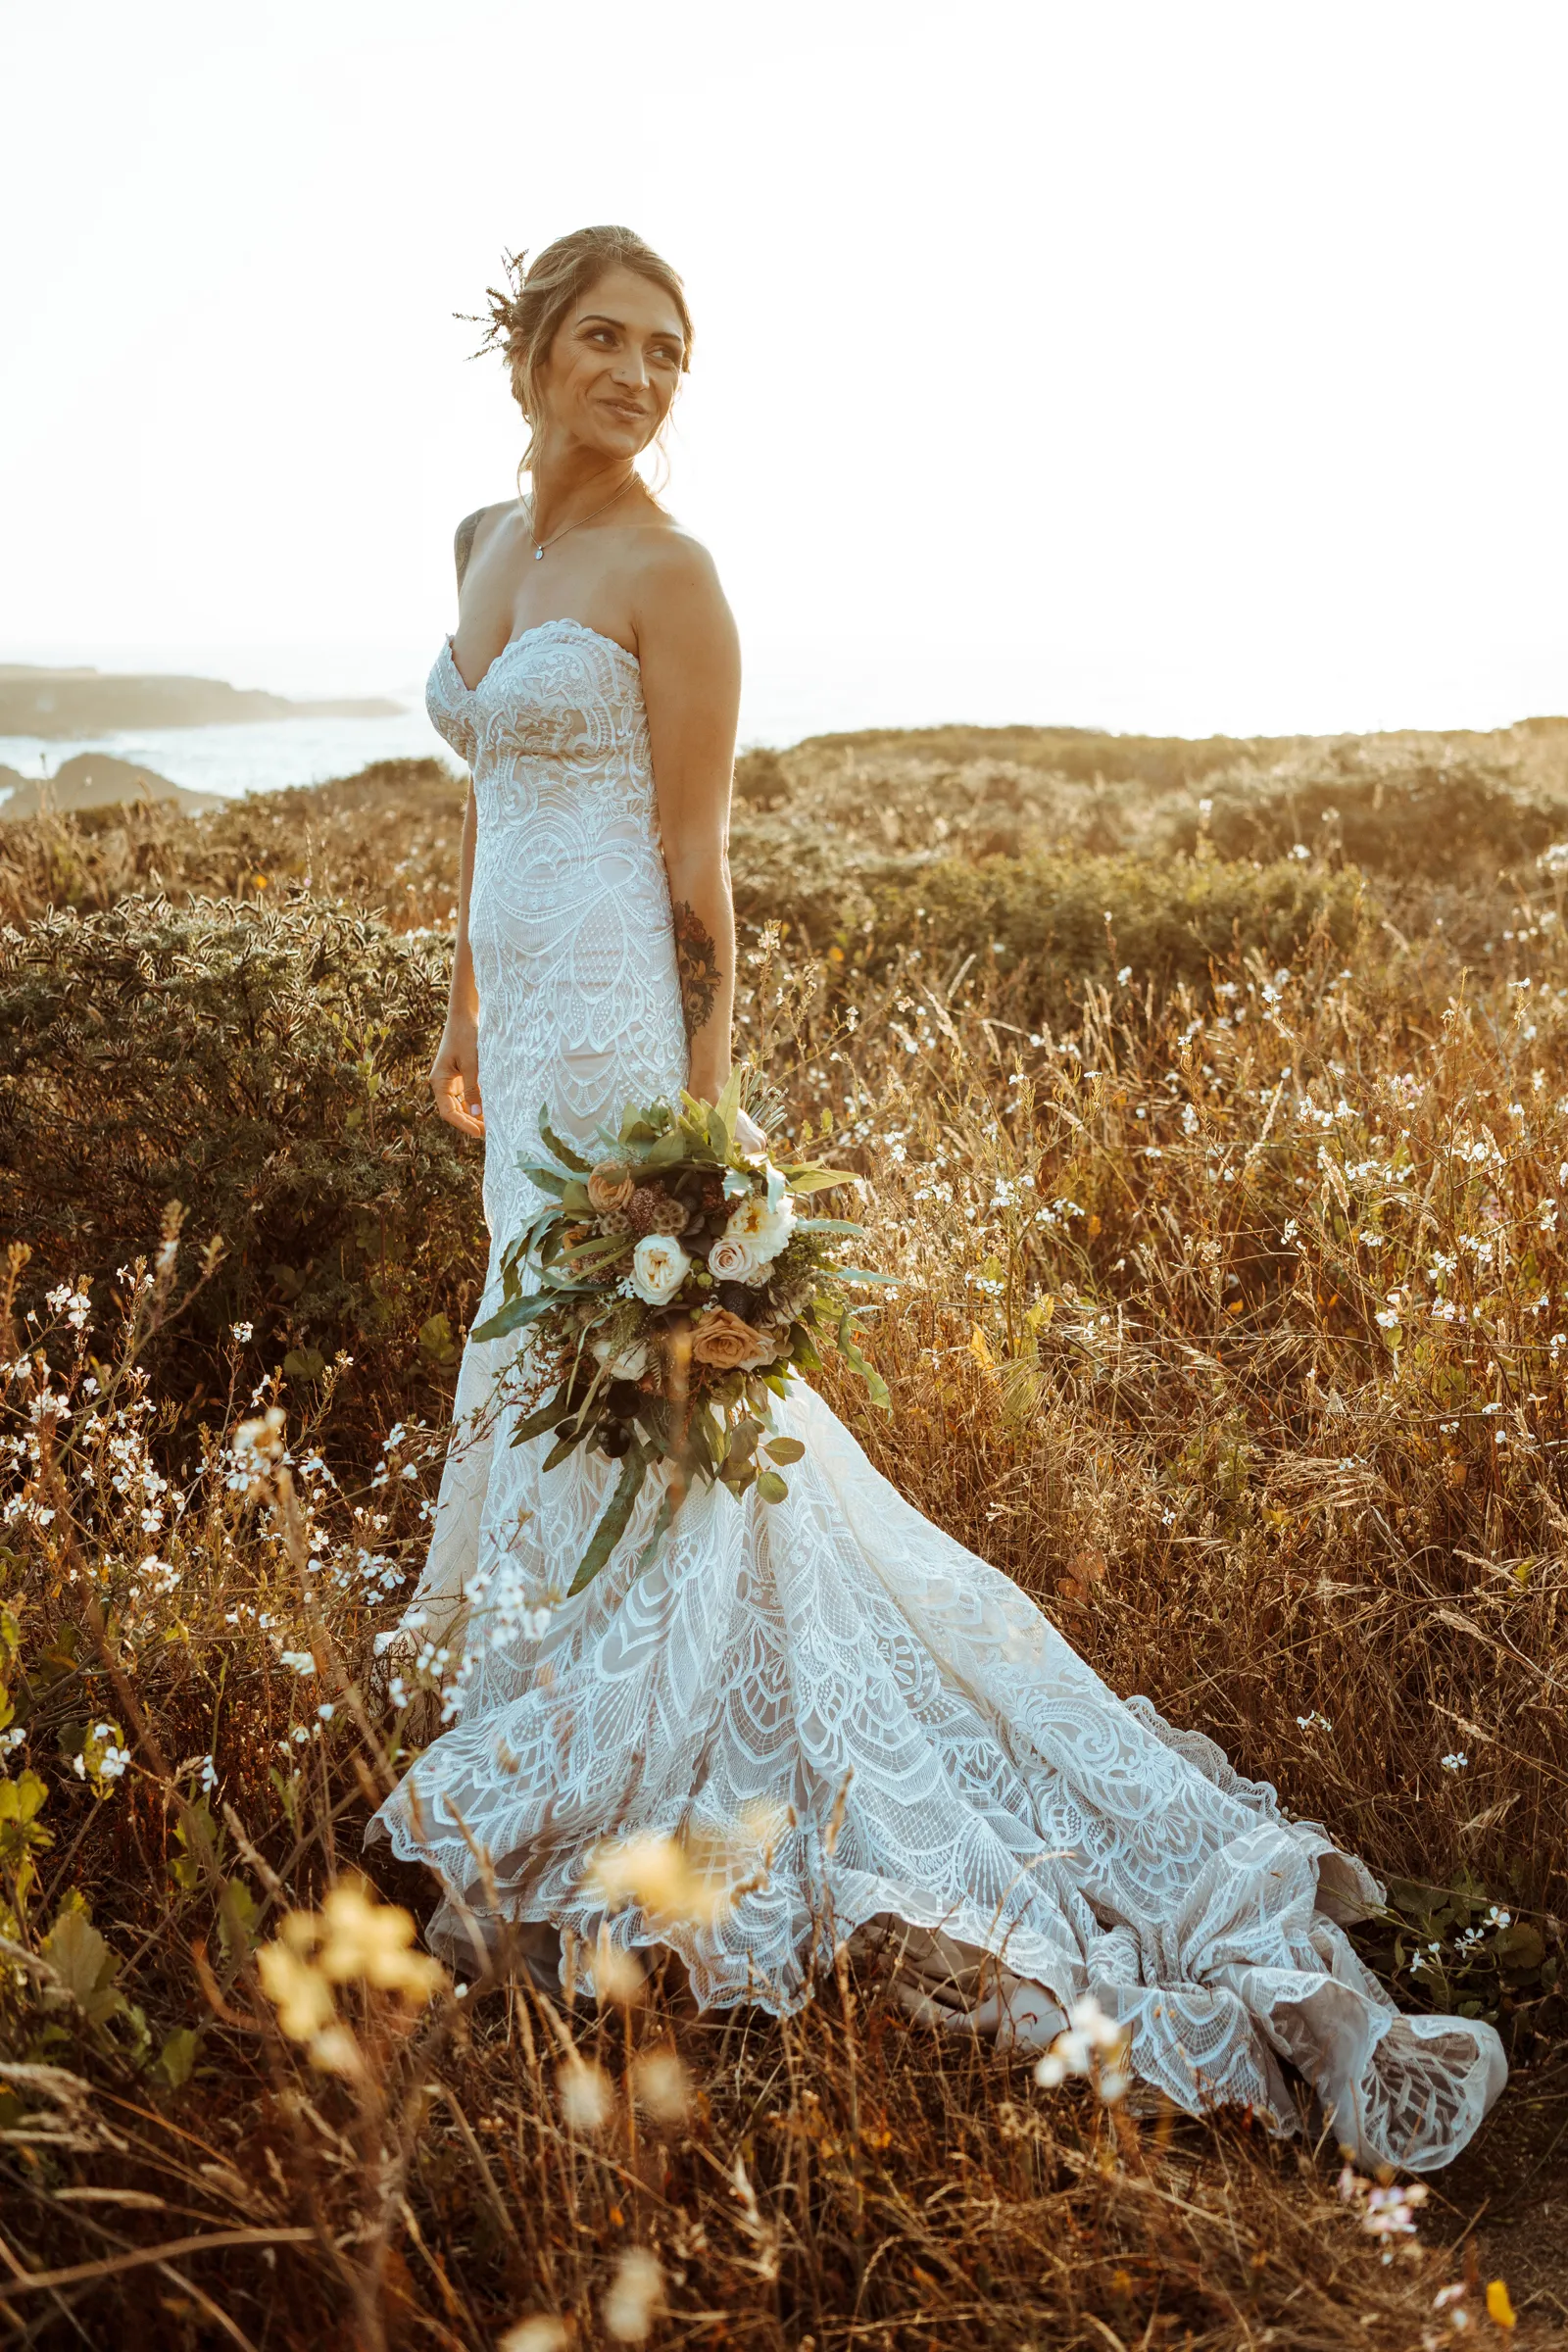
[587, 1159, 636, 1213]
[689, 1305, 782, 1372]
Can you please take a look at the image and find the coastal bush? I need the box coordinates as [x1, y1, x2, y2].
[0, 892, 485, 1424]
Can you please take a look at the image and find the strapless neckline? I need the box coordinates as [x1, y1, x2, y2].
[440, 617, 641, 699]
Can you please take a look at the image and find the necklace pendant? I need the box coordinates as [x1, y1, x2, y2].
[534, 545, 545, 561]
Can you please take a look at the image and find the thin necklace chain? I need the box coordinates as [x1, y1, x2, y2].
[526, 477, 636, 562]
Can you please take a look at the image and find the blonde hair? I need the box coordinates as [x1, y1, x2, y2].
[472, 227, 694, 481]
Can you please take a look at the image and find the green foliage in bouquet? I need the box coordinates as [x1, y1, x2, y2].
[471, 1069, 894, 1593]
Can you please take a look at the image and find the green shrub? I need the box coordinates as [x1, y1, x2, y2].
[1157, 755, 1568, 883]
[0, 893, 483, 1423]
[744, 847, 1369, 1008]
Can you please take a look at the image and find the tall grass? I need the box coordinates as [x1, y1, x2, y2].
[1, 725, 1565, 2343]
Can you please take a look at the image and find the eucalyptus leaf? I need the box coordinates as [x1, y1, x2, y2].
[568, 1446, 650, 1594]
[755, 1469, 789, 1504]
[537, 1116, 593, 1172]
[837, 1309, 892, 1414]
[779, 1165, 854, 1196]
[632, 1487, 676, 1575]
[763, 1436, 805, 1464]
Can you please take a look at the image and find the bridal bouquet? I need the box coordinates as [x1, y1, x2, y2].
[470, 1070, 892, 1594]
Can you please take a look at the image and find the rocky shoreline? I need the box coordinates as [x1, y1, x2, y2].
[0, 662, 403, 738]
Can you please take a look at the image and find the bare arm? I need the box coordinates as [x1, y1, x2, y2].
[635, 540, 742, 1104]
[428, 513, 494, 1139]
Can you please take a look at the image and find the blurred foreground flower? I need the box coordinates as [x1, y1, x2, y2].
[603, 2246, 663, 2343]
[256, 1876, 446, 2074]
[1034, 1992, 1132, 2100]
[1337, 2161, 1429, 2256]
[588, 1804, 789, 1929]
[631, 2047, 692, 2123]
[1486, 2279, 1517, 2329]
[499, 2321, 568, 2352]
[557, 2055, 614, 2132]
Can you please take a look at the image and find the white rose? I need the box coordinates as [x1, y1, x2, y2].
[706, 1235, 754, 1283]
[591, 1334, 650, 1380]
[630, 1234, 691, 1306]
[721, 1182, 796, 1274]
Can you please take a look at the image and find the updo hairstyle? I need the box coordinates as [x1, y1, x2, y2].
[473, 227, 694, 478]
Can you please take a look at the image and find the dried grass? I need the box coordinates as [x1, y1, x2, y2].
[1, 726, 1564, 2344]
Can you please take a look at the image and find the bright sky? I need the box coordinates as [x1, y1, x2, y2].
[3, 0, 1565, 742]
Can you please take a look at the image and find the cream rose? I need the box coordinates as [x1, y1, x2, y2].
[689, 1305, 781, 1371]
[630, 1234, 691, 1306]
[590, 1334, 650, 1380]
[587, 1159, 637, 1213]
[706, 1234, 755, 1284]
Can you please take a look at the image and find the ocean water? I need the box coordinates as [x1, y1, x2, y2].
[0, 705, 456, 806]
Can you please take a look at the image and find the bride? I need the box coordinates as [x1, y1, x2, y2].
[369, 224, 1504, 2173]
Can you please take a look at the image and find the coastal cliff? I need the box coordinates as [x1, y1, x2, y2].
[0, 662, 403, 738]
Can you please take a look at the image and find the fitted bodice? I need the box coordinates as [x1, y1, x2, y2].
[425, 618, 688, 1248]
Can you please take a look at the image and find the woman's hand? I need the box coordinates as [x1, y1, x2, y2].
[430, 1013, 484, 1139]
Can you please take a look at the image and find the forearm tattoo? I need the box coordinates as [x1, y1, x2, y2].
[672, 899, 722, 1039]
[454, 508, 483, 592]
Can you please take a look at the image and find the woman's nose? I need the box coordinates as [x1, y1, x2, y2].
[612, 352, 651, 390]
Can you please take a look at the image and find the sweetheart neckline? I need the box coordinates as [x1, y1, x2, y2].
[440, 617, 642, 699]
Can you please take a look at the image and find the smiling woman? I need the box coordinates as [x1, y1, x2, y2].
[428, 226, 743, 1152]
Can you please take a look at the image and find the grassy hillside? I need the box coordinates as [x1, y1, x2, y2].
[1, 720, 1565, 2345]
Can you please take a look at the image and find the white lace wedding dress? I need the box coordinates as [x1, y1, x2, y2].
[368, 618, 1505, 2172]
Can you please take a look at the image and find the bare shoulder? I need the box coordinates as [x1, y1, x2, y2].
[631, 524, 736, 644]
[454, 501, 512, 592]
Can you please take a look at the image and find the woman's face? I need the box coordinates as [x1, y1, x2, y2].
[535, 266, 686, 462]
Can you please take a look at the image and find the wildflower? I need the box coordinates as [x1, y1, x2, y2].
[631, 2049, 692, 2122]
[1442, 1753, 1468, 1772]
[499, 2322, 569, 2352]
[230, 1321, 255, 1344]
[279, 1650, 317, 1676]
[603, 2247, 663, 2343]
[1033, 1992, 1131, 2098]
[557, 2056, 614, 2132]
[257, 1941, 338, 2043]
[234, 1406, 286, 1466]
[589, 1819, 773, 1928]
[1486, 2280, 1517, 2329]
[1363, 2180, 1430, 2237]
